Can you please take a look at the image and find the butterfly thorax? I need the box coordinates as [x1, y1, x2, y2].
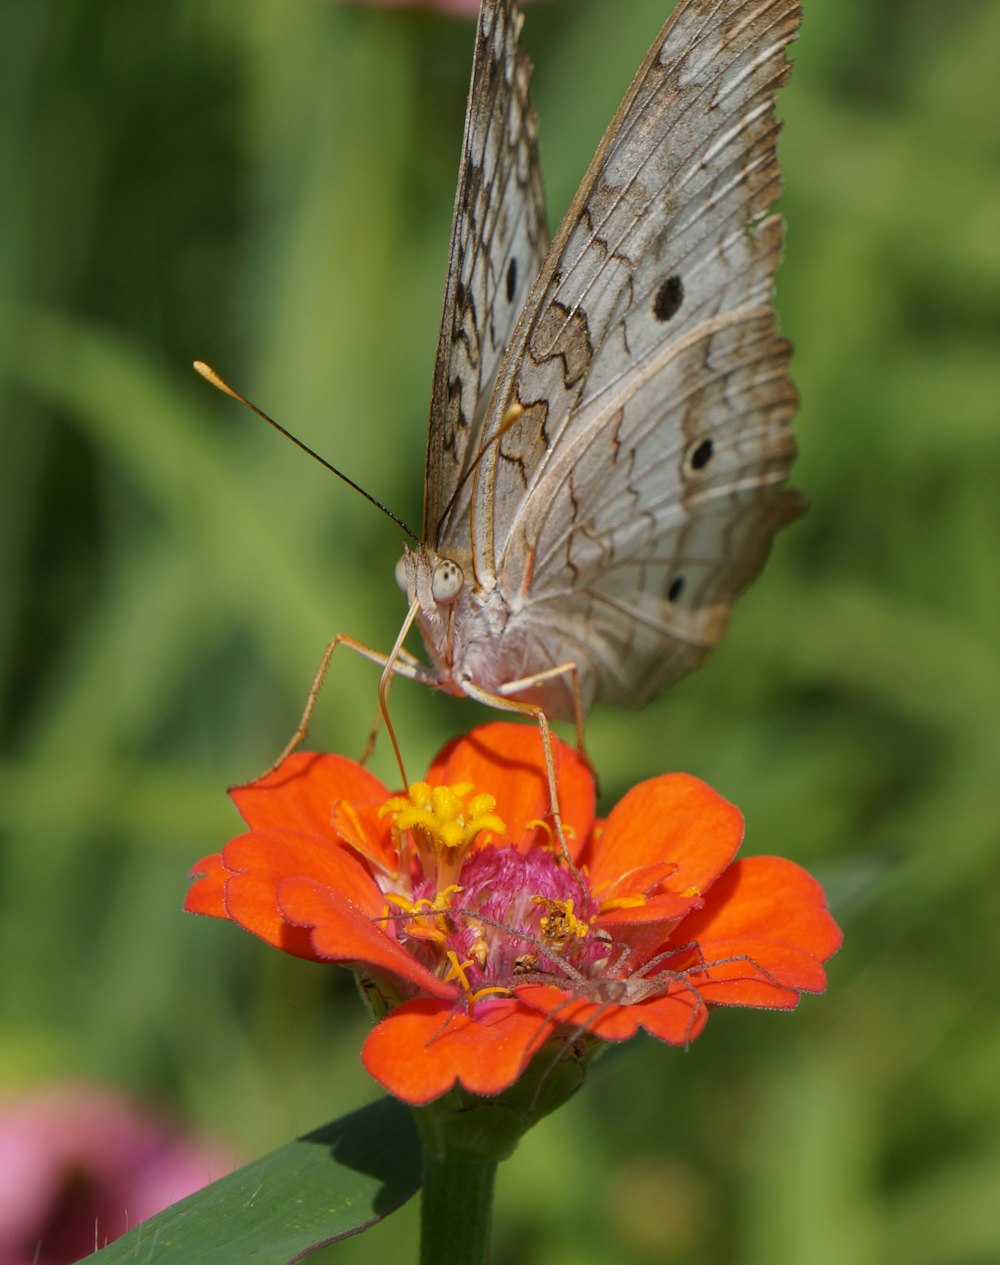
[396, 542, 585, 718]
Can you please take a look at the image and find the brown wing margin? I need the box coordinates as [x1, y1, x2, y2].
[423, 0, 550, 545]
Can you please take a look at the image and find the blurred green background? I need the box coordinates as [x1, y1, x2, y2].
[1, 0, 998, 1261]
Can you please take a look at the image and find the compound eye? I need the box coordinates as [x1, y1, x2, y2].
[431, 558, 464, 604]
[394, 554, 409, 594]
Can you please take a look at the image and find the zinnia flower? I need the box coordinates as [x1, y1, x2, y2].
[186, 724, 841, 1106]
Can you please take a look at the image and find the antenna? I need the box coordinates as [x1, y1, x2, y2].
[436, 400, 525, 544]
[193, 361, 419, 544]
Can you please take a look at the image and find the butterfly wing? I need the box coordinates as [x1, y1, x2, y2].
[465, 0, 803, 710]
[423, 0, 550, 549]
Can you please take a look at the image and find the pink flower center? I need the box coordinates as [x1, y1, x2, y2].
[378, 782, 608, 1005]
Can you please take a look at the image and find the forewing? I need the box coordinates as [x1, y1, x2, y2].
[474, 0, 803, 703]
[424, 0, 549, 547]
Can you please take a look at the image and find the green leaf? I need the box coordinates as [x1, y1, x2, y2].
[86, 1097, 421, 1265]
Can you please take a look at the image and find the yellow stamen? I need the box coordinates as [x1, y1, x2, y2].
[526, 818, 577, 855]
[599, 893, 649, 913]
[468, 985, 512, 1004]
[443, 951, 474, 993]
[385, 885, 464, 942]
[442, 952, 512, 1012]
[380, 781, 506, 891]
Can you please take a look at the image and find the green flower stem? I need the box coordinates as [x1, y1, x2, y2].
[410, 1043, 594, 1263]
[411, 1095, 517, 1265]
[410, 1091, 534, 1265]
[418, 1145, 498, 1265]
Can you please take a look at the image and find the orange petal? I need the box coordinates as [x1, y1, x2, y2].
[361, 996, 553, 1104]
[230, 752, 389, 841]
[223, 828, 385, 913]
[634, 989, 711, 1044]
[331, 798, 398, 876]
[278, 877, 456, 999]
[514, 985, 644, 1041]
[216, 829, 386, 961]
[184, 852, 229, 918]
[514, 982, 709, 1046]
[680, 947, 815, 1007]
[680, 856, 843, 966]
[427, 723, 594, 857]
[186, 845, 316, 960]
[587, 774, 743, 904]
[597, 889, 702, 928]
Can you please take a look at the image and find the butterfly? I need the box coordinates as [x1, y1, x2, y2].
[200, 0, 802, 774]
[392, 0, 804, 734]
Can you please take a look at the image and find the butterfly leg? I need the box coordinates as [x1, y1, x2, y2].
[493, 659, 595, 788]
[456, 677, 585, 895]
[359, 646, 424, 765]
[247, 630, 433, 787]
[275, 633, 388, 766]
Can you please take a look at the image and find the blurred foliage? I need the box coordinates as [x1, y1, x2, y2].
[1, 0, 997, 1262]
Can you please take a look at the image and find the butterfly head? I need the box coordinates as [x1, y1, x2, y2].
[395, 545, 466, 607]
[395, 544, 475, 678]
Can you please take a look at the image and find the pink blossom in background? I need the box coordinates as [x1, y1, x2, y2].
[0, 1085, 228, 1265]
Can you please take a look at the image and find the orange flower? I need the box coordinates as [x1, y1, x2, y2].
[186, 724, 841, 1105]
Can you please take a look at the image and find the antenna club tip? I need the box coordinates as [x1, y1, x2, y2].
[193, 360, 239, 400]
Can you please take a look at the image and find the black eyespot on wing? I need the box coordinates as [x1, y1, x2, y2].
[653, 274, 684, 322]
[691, 438, 714, 470]
[506, 256, 517, 303]
[667, 576, 685, 603]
